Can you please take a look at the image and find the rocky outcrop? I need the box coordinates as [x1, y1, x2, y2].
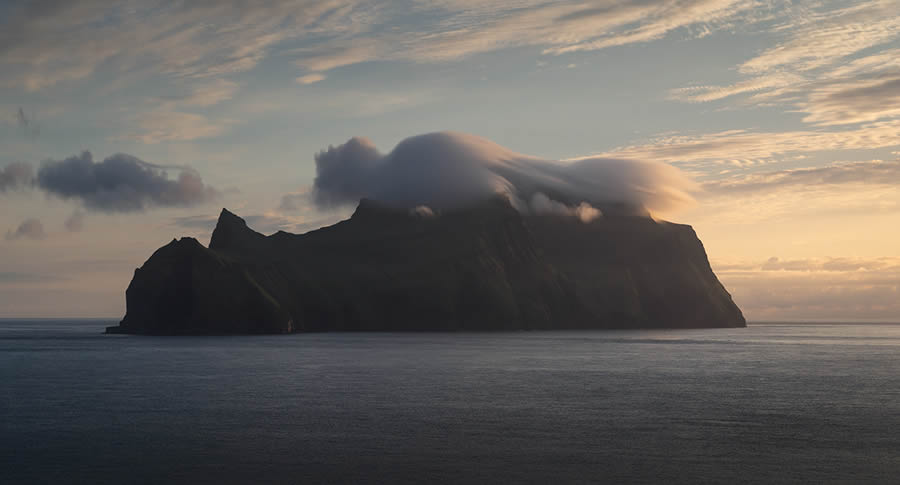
[107, 199, 744, 334]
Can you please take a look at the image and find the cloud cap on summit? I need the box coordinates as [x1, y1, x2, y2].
[312, 131, 695, 216]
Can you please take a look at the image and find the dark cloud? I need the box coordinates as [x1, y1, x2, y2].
[5, 218, 46, 241]
[64, 210, 85, 232]
[703, 160, 900, 194]
[36, 151, 218, 212]
[0, 162, 34, 191]
[312, 131, 694, 215]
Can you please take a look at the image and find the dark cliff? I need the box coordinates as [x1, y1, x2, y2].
[107, 199, 744, 334]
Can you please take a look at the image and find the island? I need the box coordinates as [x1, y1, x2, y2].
[106, 198, 745, 334]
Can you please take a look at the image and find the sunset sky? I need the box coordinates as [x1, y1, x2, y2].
[2, 0, 899, 321]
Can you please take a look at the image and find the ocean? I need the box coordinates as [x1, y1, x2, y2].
[2, 320, 899, 484]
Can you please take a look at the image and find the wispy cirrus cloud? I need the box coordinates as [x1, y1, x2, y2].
[0, 1, 362, 90]
[178, 79, 241, 108]
[702, 159, 900, 193]
[295, 73, 326, 85]
[800, 76, 900, 126]
[125, 110, 235, 144]
[668, 72, 806, 103]
[1, 0, 770, 95]
[543, 0, 759, 55]
[288, 0, 764, 72]
[600, 120, 900, 168]
[738, 1, 900, 75]
[669, 0, 900, 127]
[687, 159, 900, 224]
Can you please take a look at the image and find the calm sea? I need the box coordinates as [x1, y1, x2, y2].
[2, 320, 899, 484]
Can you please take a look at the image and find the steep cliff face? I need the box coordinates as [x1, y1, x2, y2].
[107, 199, 744, 334]
[525, 216, 745, 329]
[110, 237, 291, 335]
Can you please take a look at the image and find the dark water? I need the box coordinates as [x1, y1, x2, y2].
[2, 320, 899, 484]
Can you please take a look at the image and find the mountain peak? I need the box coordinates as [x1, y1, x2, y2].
[209, 208, 265, 252]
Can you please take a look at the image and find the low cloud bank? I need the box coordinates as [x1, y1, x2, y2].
[35, 151, 218, 212]
[312, 132, 695, 217]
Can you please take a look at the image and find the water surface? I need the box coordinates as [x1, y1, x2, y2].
[2, 320, 899, 483]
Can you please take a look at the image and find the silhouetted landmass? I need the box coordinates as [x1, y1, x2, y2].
[106, 199, 744, 334]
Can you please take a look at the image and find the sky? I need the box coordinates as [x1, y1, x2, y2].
[1, 0, 899, 321]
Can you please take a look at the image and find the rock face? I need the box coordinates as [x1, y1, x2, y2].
[107, 199, 745, 334]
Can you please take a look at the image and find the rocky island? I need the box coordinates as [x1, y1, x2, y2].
[106, 198, 744, 334]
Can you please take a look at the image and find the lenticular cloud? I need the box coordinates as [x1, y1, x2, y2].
[312, 132, 695, 216]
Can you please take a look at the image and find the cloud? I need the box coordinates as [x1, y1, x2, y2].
[295, 73, 326, 85]
[753, 256, 900, 273]
[713, 257, 900, 321]
[0, 0, 767, 98]
[800, 76, 900, 126]
[293, 44, 380, 72]
[543, 0, 756, 55]
[529, 193, 601, 222]
[602, 120, 900, 168]
[64, 210, 85, 232]
[180, 79, 240, 107]
[278, 190, 312, 212]
[5, 218, 47, 241]
[0, 1, 360, 91]
[668, 73, 807, 103]
[0, 162, 33, 191]
[126, 110, 233, 144]
[312, 131, 695, 215]
[683, 159, 900, 225]
[715, 256, 900, 273]
[36, 151, 218, 212]
[409, 205, 436, 218]
[668, 1, 900, 131]
[285, 0, 760, 74]
[738, 1, 900, 75]
[702, 160, 900, 194]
